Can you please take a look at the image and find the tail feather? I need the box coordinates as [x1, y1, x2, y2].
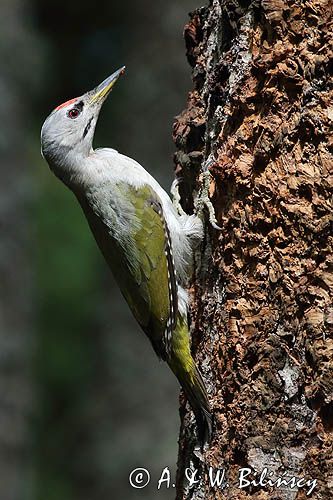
[169, 315, 212, 446]
[179, 364, 212, 445]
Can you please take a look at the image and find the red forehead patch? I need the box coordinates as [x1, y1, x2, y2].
[55, 97, 78, 111]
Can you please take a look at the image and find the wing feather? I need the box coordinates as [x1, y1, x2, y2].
[83, 182, 178, 359]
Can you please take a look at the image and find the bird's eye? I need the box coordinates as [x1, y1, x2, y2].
[67, 108, 80, 119]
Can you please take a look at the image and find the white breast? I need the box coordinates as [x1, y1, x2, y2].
[80, 148, 202, 316]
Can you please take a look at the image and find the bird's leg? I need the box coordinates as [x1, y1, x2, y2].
[194, 169, 222, 231]
[170, 178, 187, 216]
[171, 169, 221, 230]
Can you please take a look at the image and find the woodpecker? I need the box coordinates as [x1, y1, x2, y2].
[41, 67, 212, 444]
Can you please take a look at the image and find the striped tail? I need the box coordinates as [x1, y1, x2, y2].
[169, 315, 212, 445]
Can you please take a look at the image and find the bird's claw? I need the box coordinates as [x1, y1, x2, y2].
[194, 170, 222, 231]
[171, 169, 222, 231]
[170, 178, 187, 217]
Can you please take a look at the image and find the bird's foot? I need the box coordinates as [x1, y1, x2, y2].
[194, 169, 222, 231]
[170, 178, 188, 217]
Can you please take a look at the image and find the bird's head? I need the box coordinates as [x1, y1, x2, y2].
[41, 66, 125, 184]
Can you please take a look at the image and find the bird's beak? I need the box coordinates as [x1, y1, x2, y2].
[89, 66, 125, 105]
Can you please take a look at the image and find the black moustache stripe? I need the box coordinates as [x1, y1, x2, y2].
[83, 117, 93, 139]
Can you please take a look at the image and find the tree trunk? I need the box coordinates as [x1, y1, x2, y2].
[174, 1, 332, 498]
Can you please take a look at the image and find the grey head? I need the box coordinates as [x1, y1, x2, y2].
[41, 66, 125, 185]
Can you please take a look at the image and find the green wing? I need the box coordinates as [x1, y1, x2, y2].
[125, 184, 178, 359]
[84, 182, 178, 360]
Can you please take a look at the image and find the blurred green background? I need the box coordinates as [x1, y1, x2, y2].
[0, 1, 199, 499]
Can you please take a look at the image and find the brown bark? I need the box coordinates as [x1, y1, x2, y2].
[174, 1, 332, 499]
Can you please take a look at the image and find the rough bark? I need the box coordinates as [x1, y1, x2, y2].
[174, 1, 332, 499]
